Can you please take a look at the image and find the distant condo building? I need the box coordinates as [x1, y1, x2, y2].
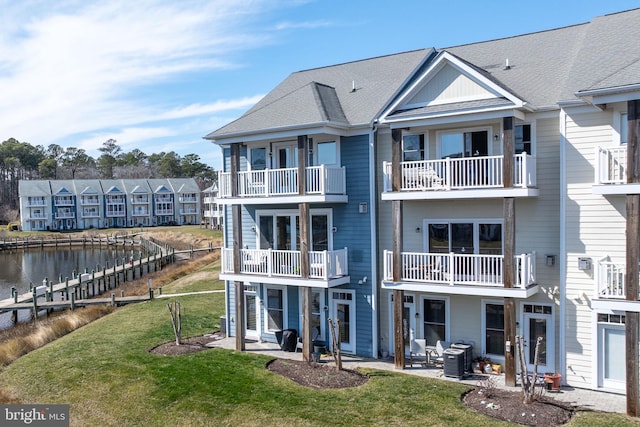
[18, 178, 201, 231]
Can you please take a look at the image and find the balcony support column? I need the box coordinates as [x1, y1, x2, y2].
[391, 128, 406, 368]
[503, 116, 516, 387]
[297, 135, 314, 361]
[626, 99, 640, 417]
[231, 143, 245, 352]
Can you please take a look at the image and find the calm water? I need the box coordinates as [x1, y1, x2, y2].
[0, 247, 139, 300]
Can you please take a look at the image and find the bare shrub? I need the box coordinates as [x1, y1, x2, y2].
[476, 375, 499, 398]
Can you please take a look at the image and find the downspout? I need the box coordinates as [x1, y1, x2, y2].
[559, 109, 567, 383]
[369, 121, 379, 358]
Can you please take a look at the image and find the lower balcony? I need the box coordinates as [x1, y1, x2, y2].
[220, 248, 350, 288]
[593, 146, 640, 194]
[382, 250, 539, 297]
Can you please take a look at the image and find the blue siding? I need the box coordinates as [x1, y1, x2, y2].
[333, 134, 374, 356]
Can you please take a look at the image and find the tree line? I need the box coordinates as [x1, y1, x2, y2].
[0, 138, 217, 223]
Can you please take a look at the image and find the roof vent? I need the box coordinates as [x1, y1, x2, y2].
[504, 59, 511, 70]
[351, 80, 357, 92]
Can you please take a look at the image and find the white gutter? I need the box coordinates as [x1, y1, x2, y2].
[559, 109, 567, 383]
[369, 123, 379, 359]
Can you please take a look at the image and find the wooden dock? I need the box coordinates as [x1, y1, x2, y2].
[0, 235, 219, 324]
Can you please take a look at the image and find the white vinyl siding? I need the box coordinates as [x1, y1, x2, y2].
[563, 106, 626, 389]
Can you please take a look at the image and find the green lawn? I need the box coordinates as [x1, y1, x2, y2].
[0, 261, 638, 426]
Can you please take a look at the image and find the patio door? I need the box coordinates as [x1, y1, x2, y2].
[598, 313, 625, 390]
[522, 304, 554, 373]
[331, 291, 355, 354]
[273, 142, 298, 169]
[258, 214, 299, 250]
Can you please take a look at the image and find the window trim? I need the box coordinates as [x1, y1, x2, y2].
[263, 284, 287, 333]
[255, 208, 333, 251]
[482, 299, 505, 359]
[419, 295, 450, 344]
[436, 126, 492, 159]
[422, 218, 503, 254]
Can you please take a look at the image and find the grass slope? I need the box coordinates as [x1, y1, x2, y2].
[0, 253, 638, 425]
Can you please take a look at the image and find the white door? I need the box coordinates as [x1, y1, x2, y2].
[523, 306, 554, 373]
[244, 287, 260, 340]
[387, 294, 416, 356]
[331, 291, 355, 354]
[599, 323, 625, 390]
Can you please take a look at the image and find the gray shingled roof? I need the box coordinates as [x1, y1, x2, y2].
[445, 8, 640, 107]
[205, 49, 433, 140]
[205, 9, 640, 139]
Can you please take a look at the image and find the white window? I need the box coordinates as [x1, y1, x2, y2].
[316, 141, 338, 165]
[621, 113, 628, 145]
[426, 220, 502, 255]
[483, 300, 504, 357]
[439, 128, 489, 158]
[403, 134, 425, 161]
[264, 286, 287, 332]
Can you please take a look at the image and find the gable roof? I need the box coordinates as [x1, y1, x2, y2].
[205, 49, 434, 142]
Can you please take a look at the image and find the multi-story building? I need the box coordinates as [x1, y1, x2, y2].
[18, 178, 201, 231]
[202, 184, 224, 229]
[206, 8, 640, 406]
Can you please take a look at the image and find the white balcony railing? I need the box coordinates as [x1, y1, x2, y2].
[218, 165, 346, 198]
[82, 211, 100, 218]
[131, 197, 149, 204]
[179, 196, 198, 202]
[221, 247, 348, 280]
[27, 199, 46, 207]
[54, 198, 74, 206]
[382, 154, 536, 192]
[27, 213, 47, 219]
[81, 198, 100, 205]
[595, 257, 640, 299]
[155, 209, 174, 215]
[382, 250, 536, 288]
[180, 209, 197, 215]
[55, 211, 75, 219]
[595, 146, 626, 185]
[106, 210, 126, 217]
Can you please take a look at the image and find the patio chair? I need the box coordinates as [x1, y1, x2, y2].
[431, 340, 451, 366]
[410, 338, 428, 367]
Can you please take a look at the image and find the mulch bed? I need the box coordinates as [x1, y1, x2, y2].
[150, 334, 575, 426]
[267, 358, 369, 389]
[462, 387, 574, 426]
[148, 333, 224, 356]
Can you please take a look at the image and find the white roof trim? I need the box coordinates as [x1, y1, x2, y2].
[380, 51, 525, 122]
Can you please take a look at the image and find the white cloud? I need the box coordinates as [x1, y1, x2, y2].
[0, 0, 276, 155]
[274, 20, 332, 30]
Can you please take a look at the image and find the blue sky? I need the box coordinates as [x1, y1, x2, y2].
[2, 0, 638, 170]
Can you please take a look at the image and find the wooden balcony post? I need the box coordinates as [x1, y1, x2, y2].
[503, 116, 516, 386]
[626, 99, 640, 417]
[230, 143, 245, 351]
[298, 135, 313, 361]
[391, 128, 405, 368]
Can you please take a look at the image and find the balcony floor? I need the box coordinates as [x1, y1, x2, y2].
[381, 187, 538, 201]
[220, 272, 350, 288]
[381, 280, 540, 298]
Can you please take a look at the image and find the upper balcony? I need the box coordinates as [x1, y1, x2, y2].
[26, 198, 46, 207]
[131, 196, 149, 204]
[217, 165, 348, 205]
[220, 247, 350, 288]
[54, 197, 74, 206]
[592, 146, 640, 195]
[592, 257, 640, 312]
[179, 195, 198, 203]
[381, 250, 539, 298]
[81, 197, 100, 206]
[382, 154, 538, 201]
